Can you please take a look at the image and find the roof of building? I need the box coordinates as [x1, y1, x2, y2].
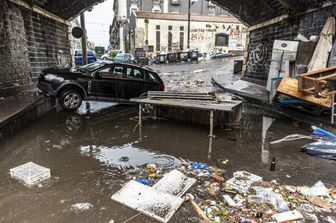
[134, 11, 241, 24]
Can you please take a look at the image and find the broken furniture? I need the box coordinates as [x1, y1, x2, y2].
[298, 66, 336, 97]
[131, 91, 243, 139]
[267, 40, 299, 92]
[297, 67, 336, 123]
[276, 76, 332, 111]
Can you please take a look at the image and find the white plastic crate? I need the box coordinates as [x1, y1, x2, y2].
[10, 162, 50, 186]
[226, 171, 262, 195]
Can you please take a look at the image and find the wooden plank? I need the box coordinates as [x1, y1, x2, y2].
[300, 66, 336, 77]
[317, 73, 336, 80]
[277, 76, 332, 108]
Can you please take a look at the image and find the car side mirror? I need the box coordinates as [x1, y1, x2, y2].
[93, 72, 102, 78]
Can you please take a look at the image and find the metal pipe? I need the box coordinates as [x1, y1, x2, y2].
[209, 110, 214, 138]
[80, 12, 88, 65]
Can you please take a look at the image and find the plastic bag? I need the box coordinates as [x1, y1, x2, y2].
[270, 134, 312, 144]
[300, 181, 329, 196]
[312, 126, 336, 139]
[191, 163, 209, 170]
[250, 187, 289, 212]
[70, 203, 93, 213]
[301, 140, 336, 160]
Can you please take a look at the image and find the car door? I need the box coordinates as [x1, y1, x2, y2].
[143, 71, 160, 92]
[90, 65, 122, 100]
[119, 65, 144, 99]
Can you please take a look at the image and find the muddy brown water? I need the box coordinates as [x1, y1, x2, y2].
[0, 103, 335, 223]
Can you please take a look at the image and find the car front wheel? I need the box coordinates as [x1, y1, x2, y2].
[58, 89, 83, 112]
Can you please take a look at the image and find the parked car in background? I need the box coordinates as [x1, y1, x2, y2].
[74, 49, 97, 67]
[101, 50, 124, 60]
[101, 53, 112, 60]
[38, 62, 164, 111]
[114, 53, 137, 63]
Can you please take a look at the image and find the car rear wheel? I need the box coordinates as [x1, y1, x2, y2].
[58, 89, 82, 112]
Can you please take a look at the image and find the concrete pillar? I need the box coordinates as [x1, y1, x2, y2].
[0, 1, 32, 96]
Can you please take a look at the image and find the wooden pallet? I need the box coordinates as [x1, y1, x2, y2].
[299, 66, 336, 97]
[277, 76, 332, 108]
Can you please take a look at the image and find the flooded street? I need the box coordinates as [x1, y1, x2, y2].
[152, 58, 240, 93]
[1, 101, 336, 223]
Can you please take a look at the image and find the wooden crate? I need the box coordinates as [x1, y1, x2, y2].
[299, 66, 336, 96]
[277, 76, 332, 108]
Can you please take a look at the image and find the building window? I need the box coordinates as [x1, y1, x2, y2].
[208, 7, 215, 16]
[180, 31, 184, 50]
[156, 31, 160, 51]
[180, 26, 184, 31]
[215, 33, 229, 47]
[156, 25, 160, 30]
[168, 25, 173, 31]
[171, 0, 181, 5]
[168, 31, 172, 51]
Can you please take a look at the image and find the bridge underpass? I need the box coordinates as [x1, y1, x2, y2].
[0, 0, 335, 96]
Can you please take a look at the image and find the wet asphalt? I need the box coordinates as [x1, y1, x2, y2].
[0, 58, 335, 223]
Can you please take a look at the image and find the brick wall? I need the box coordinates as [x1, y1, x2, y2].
[0, 0, 71, 97]
[245, 4, 336, 81]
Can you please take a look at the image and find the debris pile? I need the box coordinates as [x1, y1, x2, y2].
[124, 163, 336, 222]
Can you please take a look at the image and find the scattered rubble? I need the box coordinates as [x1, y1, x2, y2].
[114, 161, 336, 222]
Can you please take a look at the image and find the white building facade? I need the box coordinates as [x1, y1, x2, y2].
[111, 0, 232, 52]
[130, 11, 247, 56]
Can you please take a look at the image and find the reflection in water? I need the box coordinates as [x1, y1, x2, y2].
[208, 136, 213, 161]
[80, 143, 184, 170]
[77, 101, 118, 115]
[261, 116, 275, 164]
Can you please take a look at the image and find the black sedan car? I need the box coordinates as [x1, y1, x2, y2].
[38, 62, 164, 111]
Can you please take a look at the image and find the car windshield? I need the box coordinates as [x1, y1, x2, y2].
[114, 54, 125, 61]
[77, 62, 106, 72]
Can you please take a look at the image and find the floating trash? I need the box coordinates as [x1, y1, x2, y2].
[10, 162, 50, 186]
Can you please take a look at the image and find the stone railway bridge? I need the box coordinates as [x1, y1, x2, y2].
[0, 0, 335, 96]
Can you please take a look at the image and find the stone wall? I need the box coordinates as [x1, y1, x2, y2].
[245, 4, 336, 82]
[0, 0, 71, 97]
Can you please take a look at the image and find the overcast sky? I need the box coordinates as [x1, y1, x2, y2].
[84, 0, 114, 49]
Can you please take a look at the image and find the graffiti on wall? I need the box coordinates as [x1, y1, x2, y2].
[191, 32, 211, 41]
[246, 44, 269, 73]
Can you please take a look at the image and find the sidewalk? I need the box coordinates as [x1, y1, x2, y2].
[0, 95, 55, 142]
[212, 72, 269, 102]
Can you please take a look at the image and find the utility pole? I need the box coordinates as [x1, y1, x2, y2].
[80, 12, 88, 65]
[187, 0, 191, 49]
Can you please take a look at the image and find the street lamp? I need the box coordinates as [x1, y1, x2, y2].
[187, 0, 198, 50]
